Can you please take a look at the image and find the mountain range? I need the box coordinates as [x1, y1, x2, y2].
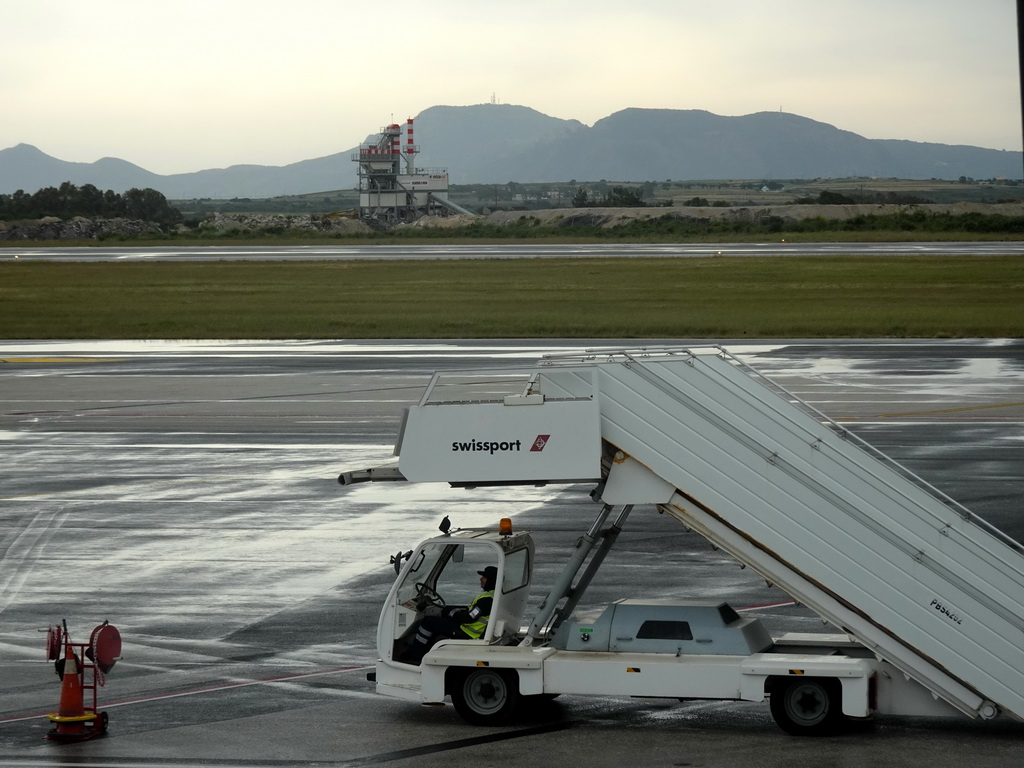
[1, 105, 1021, 199]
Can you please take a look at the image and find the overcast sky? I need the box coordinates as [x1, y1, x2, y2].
[3, 0, 1020, 175]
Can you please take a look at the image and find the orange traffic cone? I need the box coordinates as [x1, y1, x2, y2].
[45, 644, 93, 741]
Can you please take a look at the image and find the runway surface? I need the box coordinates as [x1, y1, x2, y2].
[1, 339, 1022, 767]
[5, 241, 1024, 262]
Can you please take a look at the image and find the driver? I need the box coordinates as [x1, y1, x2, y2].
[409, 566, 496, 664]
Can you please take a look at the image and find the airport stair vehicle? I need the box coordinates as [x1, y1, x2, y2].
[344, 346, 1024, 728]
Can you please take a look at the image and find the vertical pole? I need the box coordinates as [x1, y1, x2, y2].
[1019, 0, 1024, 178]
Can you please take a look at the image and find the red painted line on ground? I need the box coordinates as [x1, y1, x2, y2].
[737, 599, 797, 612]
[0, 664, 371, 725]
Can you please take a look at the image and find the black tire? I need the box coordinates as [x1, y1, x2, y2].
[451, 668, 520, 725]
[769, 677, 842, 736]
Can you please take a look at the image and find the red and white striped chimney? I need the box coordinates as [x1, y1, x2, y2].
[406, 118, 417, 154]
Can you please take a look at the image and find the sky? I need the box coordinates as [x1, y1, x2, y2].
[3, 0, 1020, 176]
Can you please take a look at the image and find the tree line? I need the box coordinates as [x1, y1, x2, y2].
[571, 185, 665, 208]
[0, 182, 182, 227]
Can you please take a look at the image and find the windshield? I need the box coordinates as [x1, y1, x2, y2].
[399, 541, 498, 607]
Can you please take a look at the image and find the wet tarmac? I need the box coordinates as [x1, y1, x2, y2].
[1, 339, 1022, 767]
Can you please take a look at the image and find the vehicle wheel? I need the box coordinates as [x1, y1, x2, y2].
[451, 668, 520, 725]
[769, 677, 842, 736]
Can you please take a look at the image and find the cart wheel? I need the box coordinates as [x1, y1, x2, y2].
[770, 677, 842, 736]
[451, 668, 520, 726]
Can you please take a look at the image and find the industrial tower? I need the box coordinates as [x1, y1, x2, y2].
[353, 119, 470, 227]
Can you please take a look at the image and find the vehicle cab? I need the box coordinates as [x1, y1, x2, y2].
[377, 521, 535, 673]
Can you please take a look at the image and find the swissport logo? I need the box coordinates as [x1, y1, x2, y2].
[450, 434, 550, 454]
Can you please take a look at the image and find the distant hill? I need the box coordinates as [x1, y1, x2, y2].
[1, 105, 1020, 198]
[0, 143, 165, 194]
[0, 142, 351, 200]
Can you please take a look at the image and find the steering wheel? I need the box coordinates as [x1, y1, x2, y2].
[414, 582, 445, 607]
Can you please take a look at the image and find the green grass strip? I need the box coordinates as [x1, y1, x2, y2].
[1, 256, 1021, 339]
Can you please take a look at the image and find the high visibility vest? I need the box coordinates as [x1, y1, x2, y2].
[460, 590, 494, 639]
